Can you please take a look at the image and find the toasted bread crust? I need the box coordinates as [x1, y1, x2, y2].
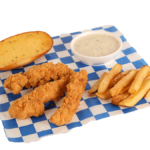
[0, 31, 53, 71]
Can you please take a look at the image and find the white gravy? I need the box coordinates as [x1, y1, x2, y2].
[73, 34, 120, 57]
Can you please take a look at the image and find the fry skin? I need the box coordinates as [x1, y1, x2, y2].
[96, 89, 112, 100]
[121, 70, 131, 75]
[110, 70, 138, 97]
[111, 92, 130, 105]
[88, 72, 107, 94]
[128, 65, 150, 94]
[98, 64, 122, 94]
[108, 70, 130, 88]
[144, 89, 150, 98]
[50, 70, 88, 126]
[119, 79, 150, 107]
[119, 83, 131, 94]
[146, 71, 150, 78]
[144, 76, 150, 98]
[145, 74, 150, 80]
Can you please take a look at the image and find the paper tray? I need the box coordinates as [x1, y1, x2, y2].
[0, 25, 149, 143]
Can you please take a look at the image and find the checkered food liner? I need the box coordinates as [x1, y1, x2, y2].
[0, 25, 150, 143]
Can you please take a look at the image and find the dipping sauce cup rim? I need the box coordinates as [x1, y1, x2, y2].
[70, 30, 123, 59]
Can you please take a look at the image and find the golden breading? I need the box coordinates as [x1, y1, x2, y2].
[3, 72, 28, 94]
[4, 62, 75, 93]
[24, 62, 55, 88]
[49, 70, 88, 126]
[24, 62, 75, 88]
[8, 77, 69, 119]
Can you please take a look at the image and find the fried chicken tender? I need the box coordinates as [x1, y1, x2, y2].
[3, 72, 28, 94]
[4, 62, 75, 94]
[9, 99, 45, 119]
[49, 70, 88, 126]
[8, 76, 70, 119]
[49, 62, 75, 80]
[24, 62, 55, 88]
[24, 62, 75, 88]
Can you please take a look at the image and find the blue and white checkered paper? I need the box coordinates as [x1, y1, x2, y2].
[0, 25, 150, 143]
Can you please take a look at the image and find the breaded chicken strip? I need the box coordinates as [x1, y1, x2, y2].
[4, 62, 75, 94]
[49, 70, 88, 126]
[3, 72, 28, 94]
[8, 76, 69, 119]
[24, 62, 55, 88]
[25, 62, 75, 88]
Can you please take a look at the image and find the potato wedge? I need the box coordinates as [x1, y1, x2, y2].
[98, 64, 122, 94]
[108, 70, 130, 88]
[110, 70, 138, 97]
[88, 72, 107, 94]
[112, 92, 130, 105]
[128, 65, 150, 94]
[119, 78, 150, 107]
[96, 89, 111, 100]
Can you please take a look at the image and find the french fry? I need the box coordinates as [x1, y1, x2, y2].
[128, 65, 150, 94]
[146, 71, 150, 78]
[119, 79, 150, 107]
[145, 76, 150, 81]
[111, 92, 130, 105]
[88, 72, 107, 94]
[109, 73, 126, 88]
[98, 64, 122, 94]
[144, 89, 150, 98]
[144, 76, 150, 98]
[119, 83, 131, 94]
[122, 70, 131, 75]
[110, 70, 138, 97]
[108, 70, 130, 88]
[145, 75, 150, 80]
[95, 89, 112, 100]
